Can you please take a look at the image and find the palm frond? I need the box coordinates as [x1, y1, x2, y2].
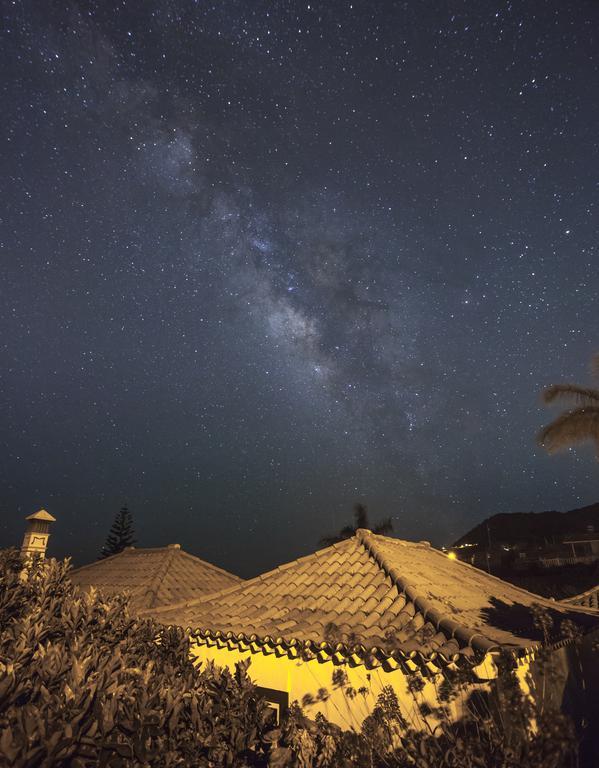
[320, 503, 392, 547]
[541, 384, 599, 407]
[537, 406, 599, 454]
[319, 525, 356, 547]
[372, 517, 393, 536]
[353, 503, 369, 529]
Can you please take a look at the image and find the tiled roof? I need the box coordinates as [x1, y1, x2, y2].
[26, 509, 56, 522]
[70, 545, 242, 611]
[145, 530, 599, 669]
[564, 585, 599, 611]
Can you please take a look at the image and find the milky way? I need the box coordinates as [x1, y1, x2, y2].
[1, 1, 598, 575]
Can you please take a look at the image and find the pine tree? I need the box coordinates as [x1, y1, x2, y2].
[100, 506, 136, 559]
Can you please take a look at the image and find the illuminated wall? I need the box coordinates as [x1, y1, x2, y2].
[190, 640, 500, 730]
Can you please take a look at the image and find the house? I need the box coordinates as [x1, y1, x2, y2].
[70, 544, 242, 612]
[562, 530, 599, 564]
[145, 529, 599, 730]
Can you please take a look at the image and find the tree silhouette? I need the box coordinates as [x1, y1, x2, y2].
[320, 503, 393, 547]
[538, 354, 599, 458]
[100, 505, 136, 559]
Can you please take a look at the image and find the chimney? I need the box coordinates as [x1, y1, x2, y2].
[21, 509, 56, 559]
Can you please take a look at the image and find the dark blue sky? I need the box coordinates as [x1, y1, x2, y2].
[1, 0, 598, 577]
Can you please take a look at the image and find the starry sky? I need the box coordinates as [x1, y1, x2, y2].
[1, 0, 598, 577]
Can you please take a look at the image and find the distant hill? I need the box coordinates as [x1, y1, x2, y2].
[453, 501, 599, 548]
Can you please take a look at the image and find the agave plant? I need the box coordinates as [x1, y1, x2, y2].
[537, 354, 599, 457]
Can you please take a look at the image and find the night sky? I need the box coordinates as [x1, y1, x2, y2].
[2, 1, 598, 577]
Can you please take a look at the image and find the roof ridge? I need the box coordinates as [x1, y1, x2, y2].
[124, 546, 174, 553]
[355, 529, 500, 654]
[144, 547, 180, 609]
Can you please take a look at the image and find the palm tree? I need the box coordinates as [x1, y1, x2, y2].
[320, 503, 393, 546]
[537, 354, 599, 457]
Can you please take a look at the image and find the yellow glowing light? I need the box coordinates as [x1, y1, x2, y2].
[447, 551, 457, 561]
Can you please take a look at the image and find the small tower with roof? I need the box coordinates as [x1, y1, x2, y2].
[21, 509, 56, 559]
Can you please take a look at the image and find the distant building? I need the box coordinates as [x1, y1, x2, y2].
[562, 529, 599, 563]
[453, 512, 599, 571]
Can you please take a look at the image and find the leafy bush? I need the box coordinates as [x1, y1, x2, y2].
[0, 549, 273, 767]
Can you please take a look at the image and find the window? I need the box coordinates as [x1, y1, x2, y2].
[573, 542, 592, 557]
[255, 686, 289, 724]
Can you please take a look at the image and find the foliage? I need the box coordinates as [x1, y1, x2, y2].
[320, 503, 393, 546]
[100, 506, 136, 559]
[0, 549, 273, 767]
[538, 353, 599, 457]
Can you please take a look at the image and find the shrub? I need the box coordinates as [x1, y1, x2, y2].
[0, 549, 273, 767]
